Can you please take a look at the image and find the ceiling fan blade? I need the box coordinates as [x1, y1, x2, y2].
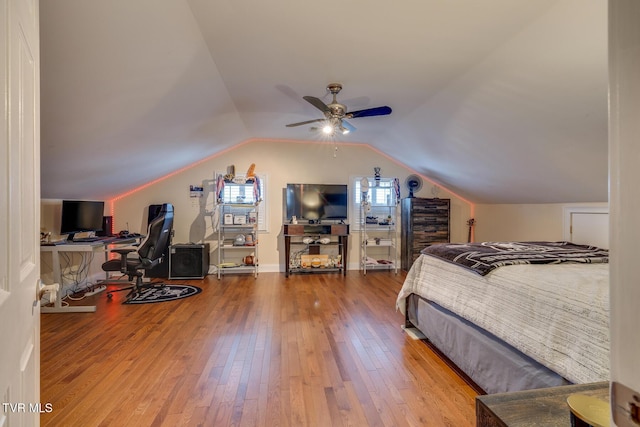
[285, 118, 325, 127]
[303, 96, 330, 113]
[341, 120, 356, 133]
[347, 106, 392, 119]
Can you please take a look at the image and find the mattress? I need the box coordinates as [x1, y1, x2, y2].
[397, 254, 610, 384]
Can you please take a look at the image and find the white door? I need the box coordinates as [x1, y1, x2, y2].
[610, 1, 640, 425]
[1, 0, 41, 425]
[570, 212, 609, 249]
[563, 207, 609, 249]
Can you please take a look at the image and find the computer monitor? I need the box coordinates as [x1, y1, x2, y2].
[60, 200, 105, 241]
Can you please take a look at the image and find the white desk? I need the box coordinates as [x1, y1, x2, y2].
[40, 237, 140, 313]
[40, 242, 104, 313]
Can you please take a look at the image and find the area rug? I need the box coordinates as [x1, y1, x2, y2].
[123, 284, 202, 304]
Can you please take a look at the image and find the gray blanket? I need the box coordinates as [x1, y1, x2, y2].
[421, 241, 609, 275]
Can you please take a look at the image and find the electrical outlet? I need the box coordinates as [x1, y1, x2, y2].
[612, 381, 640, 426]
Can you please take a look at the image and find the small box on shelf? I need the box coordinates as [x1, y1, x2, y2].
[300, 254, 329, 268]
[366, 238, 393, 246]
[248, 211, 257, 224]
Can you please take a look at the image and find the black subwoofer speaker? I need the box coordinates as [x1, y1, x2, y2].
[169, 243, 210, 279]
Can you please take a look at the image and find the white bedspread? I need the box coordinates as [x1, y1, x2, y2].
[396, 254, 609, 384]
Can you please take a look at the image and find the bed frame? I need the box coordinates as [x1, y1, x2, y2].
[404, 293, 570, 395]
[403, 213, 609, 394]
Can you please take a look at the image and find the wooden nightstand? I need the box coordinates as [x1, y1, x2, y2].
[476, 382, 609, 426]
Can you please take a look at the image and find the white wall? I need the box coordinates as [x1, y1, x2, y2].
[109, 139, 473, 272]
[40, 142, 610, 286]
[474, 202, 608, 243]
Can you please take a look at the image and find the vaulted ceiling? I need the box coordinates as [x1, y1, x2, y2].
[39, 0, 608, 204]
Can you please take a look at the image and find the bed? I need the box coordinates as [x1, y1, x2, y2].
[396, 241, 609, 395]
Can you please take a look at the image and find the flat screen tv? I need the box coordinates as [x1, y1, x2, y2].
[60, 200, 105, 241]
[285, 184, 348, 222]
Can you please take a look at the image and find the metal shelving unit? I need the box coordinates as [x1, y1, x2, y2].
[216, 181, 260, 279]
[359, 178, 399, 274]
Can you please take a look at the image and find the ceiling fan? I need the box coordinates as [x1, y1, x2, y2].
[285, 83, 392, 135]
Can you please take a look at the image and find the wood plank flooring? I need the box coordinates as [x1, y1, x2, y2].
[41, 271, 478, 426]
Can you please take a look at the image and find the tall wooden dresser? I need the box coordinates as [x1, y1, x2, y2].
[401, 198, 450, 271]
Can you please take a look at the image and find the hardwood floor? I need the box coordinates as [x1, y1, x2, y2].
[41, 271, 478, 426]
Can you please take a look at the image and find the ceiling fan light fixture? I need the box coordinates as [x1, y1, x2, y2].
[285, 84, 392, 134]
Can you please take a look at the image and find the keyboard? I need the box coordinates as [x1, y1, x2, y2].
[72, 237, 103, 242]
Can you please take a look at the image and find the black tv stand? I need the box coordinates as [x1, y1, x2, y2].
[283, 223, 349, 277]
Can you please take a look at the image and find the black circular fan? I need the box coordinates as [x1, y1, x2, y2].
[405, 174, 423, 198]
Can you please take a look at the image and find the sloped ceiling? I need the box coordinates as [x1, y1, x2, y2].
[39, 0, 608, 204]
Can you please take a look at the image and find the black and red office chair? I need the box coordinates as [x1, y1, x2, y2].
[102, 203, 174, 301]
